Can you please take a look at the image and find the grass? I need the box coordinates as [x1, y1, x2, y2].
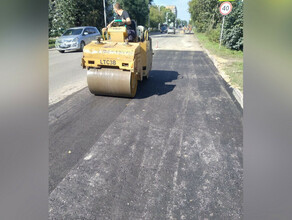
[195, 32, 243, 91]
[49, 38, 56, 49]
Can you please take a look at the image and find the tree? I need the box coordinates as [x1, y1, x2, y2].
[48, 0, 56, 36]
[181, 20, 188, 27]
[150, 6, 163, 28]
[166, 11, 176, 25]
[188, 0, 243, 51]
[176, 18, 182, 27]
[118, 0, 153, 26]
[188, 0, 221, 32]
[50, 0, 113, 37]
[49, 0, 155, 36]
[223, 1, 243, 50]
[148, 5, 176, 28]
[158, 6, 175, 25]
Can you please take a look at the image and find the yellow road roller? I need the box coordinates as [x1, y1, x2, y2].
[81, 20, 153, 97]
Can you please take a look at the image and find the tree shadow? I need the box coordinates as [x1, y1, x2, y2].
[150, 35, 181, 38]
[62, 50, 82, 54]
[135, 70, 179, 99]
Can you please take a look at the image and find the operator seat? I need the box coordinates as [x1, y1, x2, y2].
[136, 25, 145, 42]
[129, 20, 137, 42]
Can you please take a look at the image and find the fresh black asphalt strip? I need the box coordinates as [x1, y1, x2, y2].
[49, 50, 243, 219]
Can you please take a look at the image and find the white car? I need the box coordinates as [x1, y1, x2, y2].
[55, 26, 101, 53]
[167, 27, 175, 34]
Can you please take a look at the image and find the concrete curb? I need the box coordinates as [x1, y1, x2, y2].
[199, 42, 243, 110]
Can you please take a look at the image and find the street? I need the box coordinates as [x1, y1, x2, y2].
[49, 33, 243, 219]
[49, 50, 87, 105]
[48, 33, 201, 105]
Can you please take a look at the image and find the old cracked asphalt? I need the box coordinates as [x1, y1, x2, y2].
[49, 33, 243, 219]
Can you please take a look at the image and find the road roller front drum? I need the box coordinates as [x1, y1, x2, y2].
[87, 68, 137, 98]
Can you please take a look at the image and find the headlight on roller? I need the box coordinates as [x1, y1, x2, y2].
[83, 49, 91, 53]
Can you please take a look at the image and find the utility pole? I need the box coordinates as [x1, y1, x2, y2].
[103, 0, 107, 27]
[219, 16, 225, 49]
[148, 4, 150, 28]
[158, 5, 162, 30]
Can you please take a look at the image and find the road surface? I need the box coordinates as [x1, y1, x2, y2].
[49, 50, 87, 105]
[49, 33, 243, 219]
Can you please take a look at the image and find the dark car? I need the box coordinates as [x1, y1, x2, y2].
[160, 25, 168, 33]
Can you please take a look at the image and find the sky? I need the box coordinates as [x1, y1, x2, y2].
[152, 0, 191, 21]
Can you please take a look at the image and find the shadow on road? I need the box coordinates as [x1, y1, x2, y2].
[60, 50, 82, 54]
[151, 35, 181, 38]
[149, 32, 163, 36]
[135, 70, 179, 99]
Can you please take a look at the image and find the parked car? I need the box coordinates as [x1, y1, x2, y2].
[55, 26, 100, 53]
[167, 27, 175, 34]
[160, 25, 168, 33]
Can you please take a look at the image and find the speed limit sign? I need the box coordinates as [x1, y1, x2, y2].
[219, 2, 232, 48]
[219, 2, 232, 16]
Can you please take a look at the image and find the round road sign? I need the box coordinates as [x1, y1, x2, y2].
[219, 2, 232, 16]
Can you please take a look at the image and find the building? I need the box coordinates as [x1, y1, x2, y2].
[165, 5, 177, 18]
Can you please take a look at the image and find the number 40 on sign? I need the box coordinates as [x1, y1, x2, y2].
[219, 2, 232, 16]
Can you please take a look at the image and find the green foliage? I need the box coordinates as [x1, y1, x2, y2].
[188, 0, 221, 32]
[161, 7, 175, 25]
[119, 0, 153, 26]
[48, 38, 56, 44]
[149, 5, 176, 28]
[165, 10, 176, 25]
[150, 6, 163, 28]
[206, 27, 220, 43]
[188, 0, 243, 51]
[181, 20, 188, 27]
[48, 1, 55, 36]
[48, 38, 56, 48]
[50, 0, 113, 37]
[222, 1, 243, 50]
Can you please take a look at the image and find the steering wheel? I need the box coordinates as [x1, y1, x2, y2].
[112, 19, 125, 27]
[102, 20, 125, 40]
